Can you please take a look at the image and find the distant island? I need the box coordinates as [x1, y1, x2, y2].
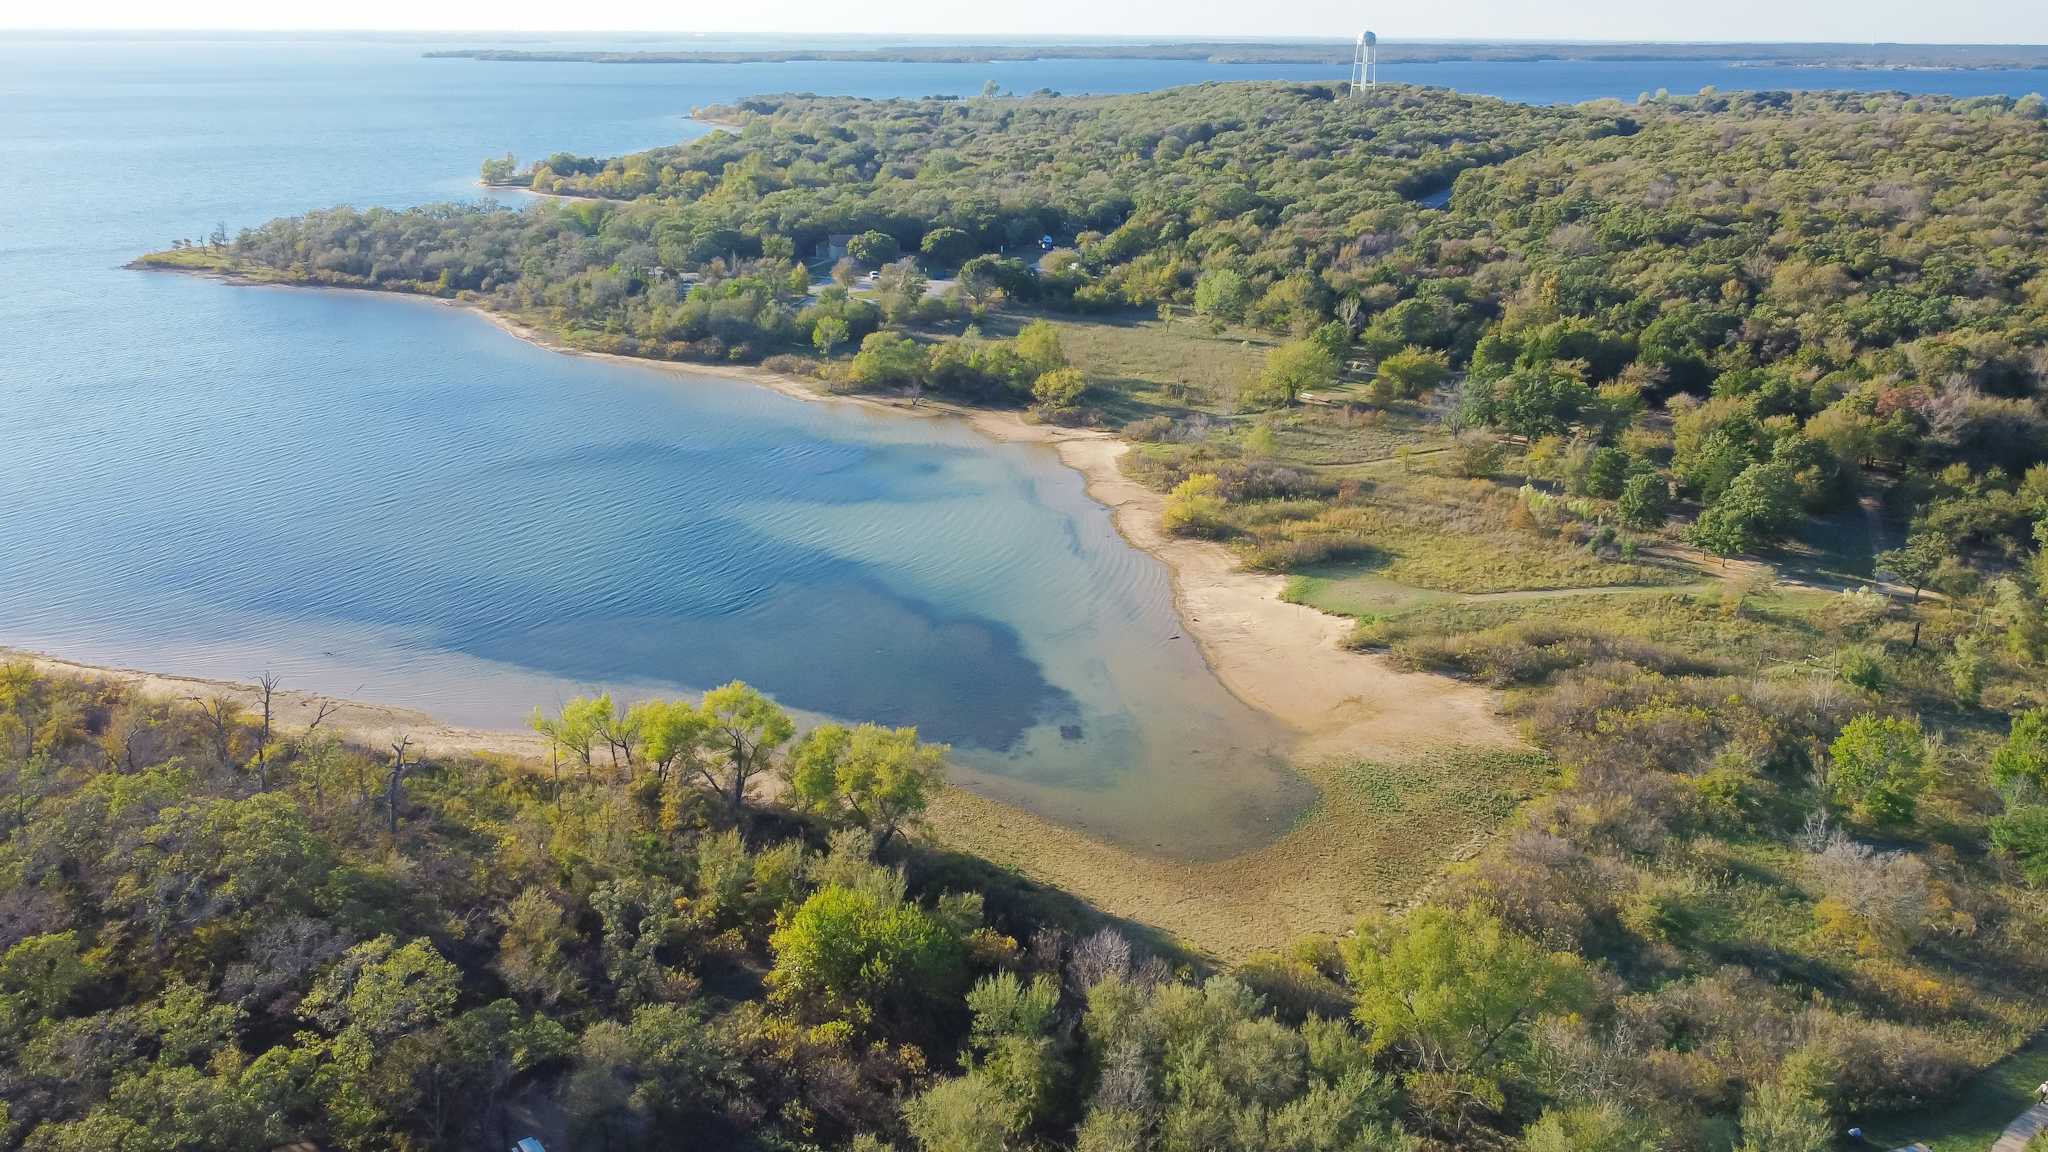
[425, 39, 2048, 70]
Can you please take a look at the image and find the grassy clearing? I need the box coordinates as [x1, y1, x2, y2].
[927, 746, 1552, 960]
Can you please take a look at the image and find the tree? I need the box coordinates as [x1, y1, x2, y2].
[847, 331, 929, 390]
[846, 230, 900, 267]
[1876, 533, 1946, 602]
[1031, 367, 1087, 413]
[1583, 447, 1630, 500]
[812, 314, 850, 356]
[787, 722, 948, 848]
[1193, 268, 1252, 324]
[1013, 319, 1067, 377]
[1371, 346, 1449, 403]
[1479, 369, 1595, 439]
[958, 254, 1032, 308]
[632, 697, 707, 787]
[767, 884, 968, 1029]
[1343, 904, 1591, 1113]
[1617, 467, 1670, 528]
[305, 935, 461, 1040]
[0, 931, 93, 1017]
[1828, 714, 1930, 826]
[920, 226, 975, 267]
[875, 257, 929, 325]
[692, 681, 794, 814]
[1244, 339, 1336, 410]
[496, 888, 585, 1009]
[1689, 462, 1800, 557]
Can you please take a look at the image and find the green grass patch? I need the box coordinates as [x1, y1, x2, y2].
[1863, 1033, 2048, 1152]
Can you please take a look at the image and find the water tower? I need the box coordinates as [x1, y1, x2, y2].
[1351, 31, 1378, 93]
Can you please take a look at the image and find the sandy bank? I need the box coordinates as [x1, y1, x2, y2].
[4, 648, 547, 762]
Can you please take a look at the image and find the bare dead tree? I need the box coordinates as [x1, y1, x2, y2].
[191, 694, 241, 775]
[304, 696, 343, 735]
[386, 735, 413, 843]
[254, 672, 281, 790]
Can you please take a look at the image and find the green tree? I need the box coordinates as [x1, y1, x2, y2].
[1371, 346, 1449, 403]
[495, 887, 585, 1009]
[1523, 1102, 1659, 1152]
[787, 722, 948, 848]
[1689, 462, 1800, 557]
[1013, 319, 1067, 378]
[920, 226, 975, 267]
[813, 314, 851, 356]
[1828, 714, 1930, 826]
[631, 696, 708, 787]
[1617, 467, 1670, 529]
[768, 885, 968, 1030]
[1031, 367, 1088, 413]
[1193, 268, 1252, 323]
[0, 931, 92, 1017]
[1876, 533, 1946, 602]
[848, 331, 930, 390]
[846, 230, 901, 267]
[1245, 339, 1336, 410]
[1343, 905, 1591, 1111]
[691, 681, 795, 814]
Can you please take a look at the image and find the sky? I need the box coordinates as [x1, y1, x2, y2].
[7, 0, 2048, 43]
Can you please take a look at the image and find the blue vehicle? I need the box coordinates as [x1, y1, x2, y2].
[514, 1139, 547, 1152]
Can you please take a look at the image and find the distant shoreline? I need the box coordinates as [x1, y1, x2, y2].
[424, 41, 2048, 73]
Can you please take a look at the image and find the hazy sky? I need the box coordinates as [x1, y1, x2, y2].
[8, 0, 2048, 43]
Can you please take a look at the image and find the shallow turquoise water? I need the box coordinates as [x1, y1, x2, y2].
[5, 37, 2045, 856]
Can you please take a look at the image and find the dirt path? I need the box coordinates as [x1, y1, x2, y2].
[1991, 1101, 2048, 1152]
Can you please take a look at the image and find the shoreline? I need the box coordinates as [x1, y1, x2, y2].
[125, 265, 1516, 770]
[457, 300, 1514, 760]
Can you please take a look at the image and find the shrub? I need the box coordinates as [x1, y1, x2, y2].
[1989, 805, 2048, 886]
[1162, 474, 1229, 538]
[1827, 715, 1930, 827]
[1124, 415, 1174, 442]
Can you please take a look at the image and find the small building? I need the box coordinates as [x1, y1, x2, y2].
[816, 233, 856, 262]
[1039, 234, 1056, 251]
[513, 1139, 547, 1152]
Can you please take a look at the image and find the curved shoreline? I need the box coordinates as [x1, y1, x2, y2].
[122, 267, 1516, 770]
[448, 300, 1514, 761]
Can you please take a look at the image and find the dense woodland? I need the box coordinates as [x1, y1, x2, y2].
[119, 79, 2048, 1148]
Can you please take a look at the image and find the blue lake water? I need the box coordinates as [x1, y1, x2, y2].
[5, 36, 2045, 856]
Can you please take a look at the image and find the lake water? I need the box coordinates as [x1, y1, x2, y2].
[5, 36, 2045, 858]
